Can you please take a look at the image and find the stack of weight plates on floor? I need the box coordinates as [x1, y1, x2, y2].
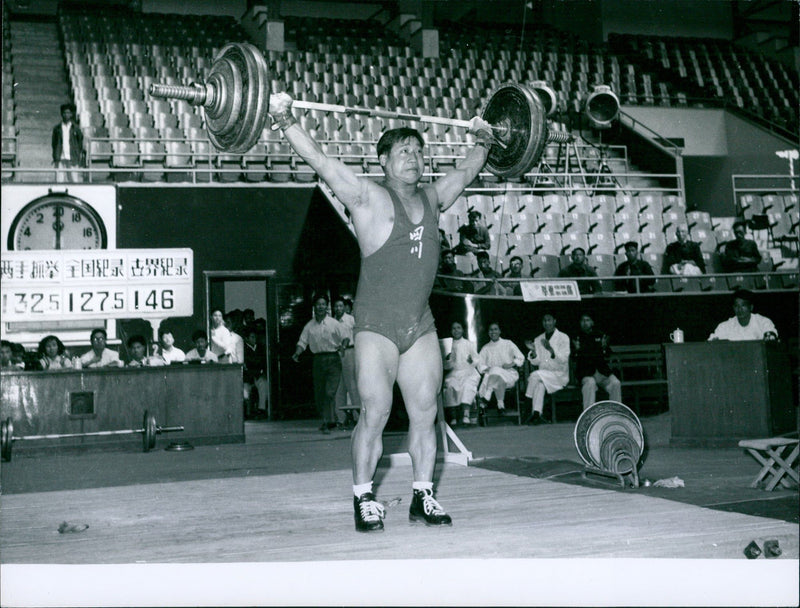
[574, 400, 645, 481]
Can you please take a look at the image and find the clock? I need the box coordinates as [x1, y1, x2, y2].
[7, 192, 108, 250]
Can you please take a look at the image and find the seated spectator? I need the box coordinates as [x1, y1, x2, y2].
[435, 248, 466, 292]
[663, 225, 705, 275]
[470, 251, 504, 295]
[439, 228, 452, 252]
[720, 221, 762, 273]
[708, 289, 778, 341]
[614, 241, 655, 293]
[152, 329, 185, 364]
[80, 328, 123, 368]
[453, 210, 490, 255]
[558, 247, 601, 294]
[185, 330, 219, 363]
[11, 342, 32, 370]
[572, 314, 621, 410]
[502, 255, 525, 296]
[523, 313, 570, 425]
[476, 322, 525, 422]
[1, 340, 24, 370]
[37, 335, 73, 370]
[443, 321, 481, 426]
[126, 335, 152, 367]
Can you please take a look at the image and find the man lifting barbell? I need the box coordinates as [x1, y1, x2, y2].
[270, 91, 492, 532]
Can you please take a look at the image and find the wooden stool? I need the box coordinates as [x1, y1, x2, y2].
[738, 437, 799, 491]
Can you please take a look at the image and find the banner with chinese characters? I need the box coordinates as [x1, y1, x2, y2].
[1, 249, 193, 321]
[520, 280, 581, 302]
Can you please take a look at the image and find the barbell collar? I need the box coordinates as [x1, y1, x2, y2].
[150, 83, 213, 106]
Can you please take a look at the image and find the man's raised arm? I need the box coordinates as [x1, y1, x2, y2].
[434, 117, 493, 211]
[269, 92, 370, 208]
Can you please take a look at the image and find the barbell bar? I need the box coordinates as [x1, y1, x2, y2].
[0, 411, 184, 462]
[149, 42, 571, 178]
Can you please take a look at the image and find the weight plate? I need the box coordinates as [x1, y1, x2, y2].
[574, 400, 644, 471]
[205, 43, 270, 154]
[143, 411, 157, 453]
[1, 418, 12, 462]
[481, 82, 547, 179]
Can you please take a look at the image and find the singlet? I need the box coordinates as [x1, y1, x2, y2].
[353, 186, 440, 349]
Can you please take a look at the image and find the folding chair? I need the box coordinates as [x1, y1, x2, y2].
[738, 438, 799, 491]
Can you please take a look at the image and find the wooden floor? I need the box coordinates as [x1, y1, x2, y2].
[1, 415, 798, 606]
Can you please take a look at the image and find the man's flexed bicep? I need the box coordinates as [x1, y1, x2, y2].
[433, 116, 492, 211]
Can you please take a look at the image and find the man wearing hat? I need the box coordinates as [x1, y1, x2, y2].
[52, 103, 85, 182]
[708, 289, 778, 341]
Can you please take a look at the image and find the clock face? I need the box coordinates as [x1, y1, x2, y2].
[7, 193, 108, 250]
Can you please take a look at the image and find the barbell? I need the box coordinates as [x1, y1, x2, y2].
[149, 42, 572, 178]
[0, 410, 184, 462]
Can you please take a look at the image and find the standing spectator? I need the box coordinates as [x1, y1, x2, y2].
[80, 328, 122, 368]
[720, 221, 762, 273]
[572, 314, 621, 410]
[52, 103, 84, 183]
[435, 248, 466, 292]
[224, 311, 246, 364]
[185, 330, 219, 363]
[37, 335, 73, 370]
[470, 251, 504, 295]
[708, 289, 778, 341]
[476, 322, 525, 422]
[333, 297, 361, 428]
[614, 241, 655, 293]
[559, 247, 601, 294]
[443, 321, 481, 426]
[523, 313, 570, 425]
[126, 335, 152, 367]
[454, 210, 490, 255]
[243, 326, 267, 418]
[663, 225, 705, 275]
[210, 309, 237, 362]
[292, 295, 345, 434]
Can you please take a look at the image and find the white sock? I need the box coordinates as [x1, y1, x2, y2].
[353, 482, 373, 497]
[497, 400, 505, 410]
[412, 481, 433, 492]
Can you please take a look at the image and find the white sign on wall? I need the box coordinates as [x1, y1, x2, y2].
[1, 249, 194, 322]
[520, 280, 582, 302]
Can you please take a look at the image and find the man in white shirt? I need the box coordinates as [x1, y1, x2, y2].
[477, 322, 525, 424]
[443, 321, 481, 426]
[524, 313, 571, 425]
[293, 295, 345, 433]
[333, 297, 361, 428]
[185, 330, 218, 363]
[708, 289, 778, 341]
[153, 329, 185, 364]
[79, 328, 122, 368]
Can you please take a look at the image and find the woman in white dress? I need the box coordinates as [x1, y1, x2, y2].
[443, 321, 481, 426]
[209, 308, 236, 363]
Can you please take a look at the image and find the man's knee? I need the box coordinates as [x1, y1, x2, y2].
[581, 376, 597, 390]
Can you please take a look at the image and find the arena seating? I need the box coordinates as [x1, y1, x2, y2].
[2, 7, 17, 172]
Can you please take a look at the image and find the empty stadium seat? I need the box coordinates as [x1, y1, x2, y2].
[529, 254, 561, 278]
[533, 233, 563, 256]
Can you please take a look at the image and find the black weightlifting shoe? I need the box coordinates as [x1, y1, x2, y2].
[354, 492, 385, 533]
[409, 488, 452, 526]
[528, 411, 548, 426]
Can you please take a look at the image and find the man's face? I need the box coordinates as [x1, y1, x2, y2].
[245, 332, 257, 347]
[195, 337, 208, 355]
[313, 298, 328, 319]
[542, 314, 556, 333]
[381, 137, 424, 184]
[0, 345, 12, 364]
[61, 108, 73, 123]
[625, 246, 639, 263]
[676, 227, 688, 242]
[333, 301, 345, 319]
[451, 322, 464, 340]
[160, 332, 174, 349]
[488, 324, 501, 341]
[478, 256, 491, 273]
[211, 311, 224, 327]
[580, 315, 594, 333]
[469, 213, 481, 227]
[571, 249, 586, 265]
[45, 339, 59, 358]
[733, 225, 746, 241]
[733, 297, 753, 325]
[91, 332, 106, 353]
[131, 342, 146, 360]
[509, 258, 522, 275]
[443, 252, 455, 268]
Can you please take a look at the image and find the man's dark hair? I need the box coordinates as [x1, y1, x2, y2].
[732, 220, 747, 231]
[732, 288, 755, 305]
[332, 297, 345, 306]
[376, 128, 424, 159]
[624, 241, 639, 251]
[191, 330, 208, 342]
[476, 251, 490, 261]
[90, 328, 107, 341]
[127, 335, 147, 348]
[0, 339, 13, 349]
[468, 210, 482, 221]
[60, 103, 76, 114]
[510, 255, 523, 265]
[312, 293, 329, 305]
[572, 247, 586, 255]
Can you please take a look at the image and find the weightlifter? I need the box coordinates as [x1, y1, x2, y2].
[269, 92, 492, 532]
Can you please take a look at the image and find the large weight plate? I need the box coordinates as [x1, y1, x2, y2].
[481, 82, 547, 179]
[204, 43, 270, 154]
[143, 411, 157, 453]
[1, 418, 12, 462]
[574, 401, 644, 473]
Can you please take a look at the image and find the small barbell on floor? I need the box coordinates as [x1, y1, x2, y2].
[149, 42, 571, 178]
[0, 411, 183, 462]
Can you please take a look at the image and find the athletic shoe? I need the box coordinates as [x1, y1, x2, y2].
[462, 415, 471, 425]
[354, 492, 385, 532]
[528, 411, 549, 425]
[409, 488, 452, 526]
